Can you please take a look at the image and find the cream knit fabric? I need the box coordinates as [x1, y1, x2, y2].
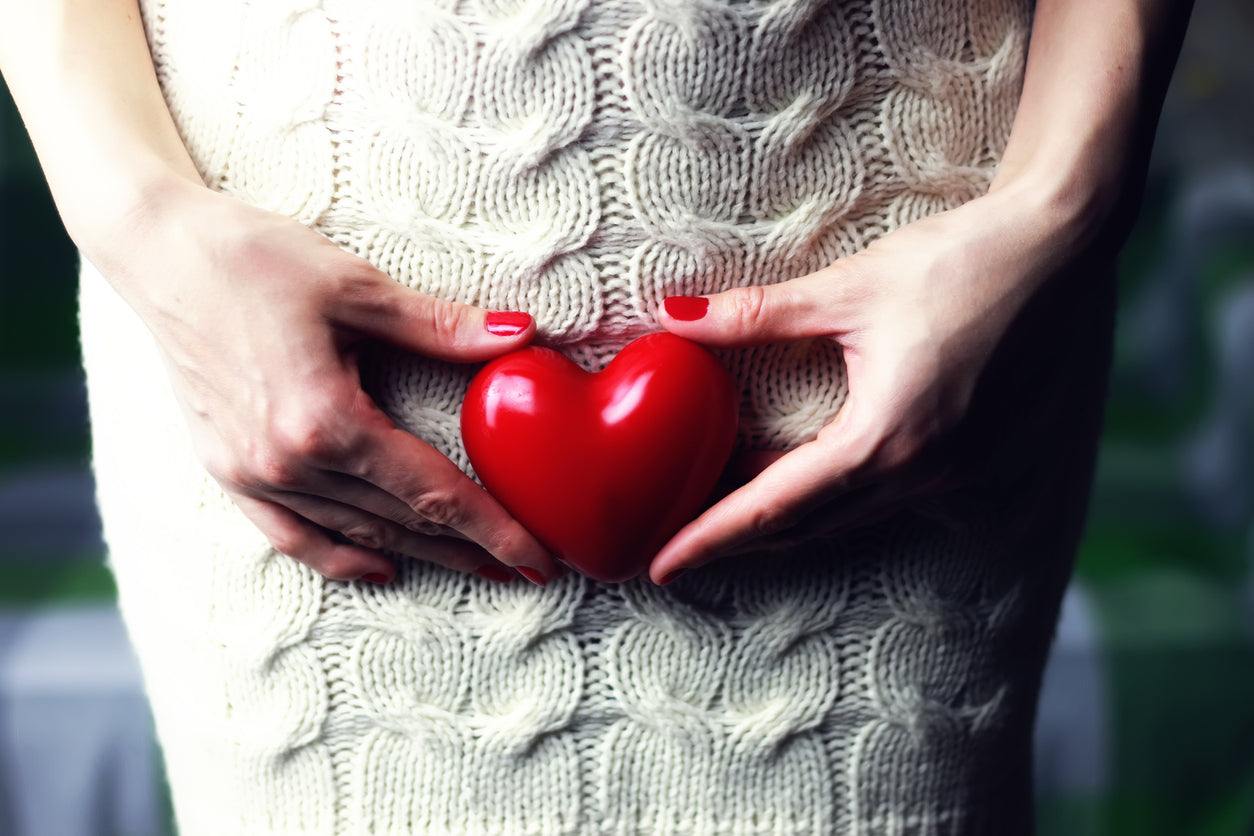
[80, 0, 1100, 833]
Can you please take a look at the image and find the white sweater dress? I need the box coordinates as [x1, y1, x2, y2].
[79, 0, 1115, 833]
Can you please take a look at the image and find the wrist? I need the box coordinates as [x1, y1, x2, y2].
[983, 0, 1185, 260]
[984, 148, 1129, 259]
[70, 163, 207, 276]
[934, 161, 1125, 306]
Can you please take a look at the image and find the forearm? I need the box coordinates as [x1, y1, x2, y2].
[0, 0, 202, 263]
[991, 0, 1194, 244]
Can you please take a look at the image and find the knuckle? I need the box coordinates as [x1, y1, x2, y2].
[316, 552, 371, 582]
[203, 450, 248, 490]
[748, 503, 800, 538]
[407, 489, 467, 530]
[203, 440, 288, 494]
[245, 444, 305, 491]
[728, 285, 771, 334]
[270, 396, 362, 465]
[405, 519, 446, 537]
[479, 524, 532, 564]
[266, 527, 307, 559]
[330, 264, 401, 325]
[332, 264, 389, 305]
[341, 521, 389, 552]
[226, 225, 279, 273]
[203, 405, 370, 495]
[272, 414, 337, 462]
[425, 297, 473, 347]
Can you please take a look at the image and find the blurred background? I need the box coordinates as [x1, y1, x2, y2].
[1, 2, 1252, 834]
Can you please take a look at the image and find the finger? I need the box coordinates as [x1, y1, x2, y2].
[234, 495, 396, 583]
[725, 450, 787, 485]
[357, 426, 563, 585]
[712, 483, 907, 558]
[649, 410, 886, 582]
[276, 493, 490, 571]
[270, 472, 463, 539]
[677, 454, 962, 571]
[242, 381, 561, 585]
[657, 264, 858, 347]
[334, 273, 536, 362]
[706, 449, 787, 506]
[323, 527, 520, 584]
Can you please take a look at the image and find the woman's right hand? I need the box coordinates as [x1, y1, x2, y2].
[104, 182, 561, 586]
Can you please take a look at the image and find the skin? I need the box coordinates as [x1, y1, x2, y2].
[0, 0, 1192, 587]
[649, 0, 1195, 583]
[0, 0, 561, 586]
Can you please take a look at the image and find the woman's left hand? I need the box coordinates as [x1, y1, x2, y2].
[648, 181, 1103, 584]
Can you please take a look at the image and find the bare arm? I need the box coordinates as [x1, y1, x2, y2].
[651, 0, 1194, 580]
[0, 0, 202, 256]
[0, 0, 561, 585]
[993, 0, 1194, 228]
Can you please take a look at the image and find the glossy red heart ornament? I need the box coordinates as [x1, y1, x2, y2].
[462, 332, 738, 583]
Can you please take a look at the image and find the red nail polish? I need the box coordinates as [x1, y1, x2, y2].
[362, 572, 391, 585]
[474, 565, 516, 584]
[663, 296, 709, 321]
[516, 566, 549, 587]
[485, 311, 532, 337]
[658, 568, 688, 586]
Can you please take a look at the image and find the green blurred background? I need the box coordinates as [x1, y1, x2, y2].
[1, 3, 1252, 834]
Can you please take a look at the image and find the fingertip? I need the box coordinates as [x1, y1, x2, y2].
[294, 526, 395, 583]
[483, 310, 535, 339]
[661, 287, 763, 347]
[238, 497, 385, 582]
[661, 296, 710, 323]
[510, 550, 563, 586]
[450, 308, 535, 361]
[317, 541, 394, 583]
[479, 518, 563, 585]
[361, 569, 395, 585]
[658, 295, 718, 343]
[473, 564, 518, 584]
[375, 288, 537, 360]
[515, 566, 551, 587]
[648, 528, 710, 586]
[650, 556, 705, 586]
[656, 567, 689, 586]
[664, 279, 830, 347]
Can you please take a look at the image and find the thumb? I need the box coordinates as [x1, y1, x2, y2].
[658, 268, 846, 348]
[649, 406, 877, 579]
[337, 275, 536, 362]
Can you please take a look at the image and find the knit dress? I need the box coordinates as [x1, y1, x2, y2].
[79, 0, 1114, 833]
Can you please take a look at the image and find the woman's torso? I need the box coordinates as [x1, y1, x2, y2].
[77, 3, 1111, 833]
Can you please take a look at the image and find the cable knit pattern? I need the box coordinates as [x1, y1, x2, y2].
[76, 0, 1091, 833]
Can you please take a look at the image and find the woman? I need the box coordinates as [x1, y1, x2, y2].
[0, 0, 1191, 832]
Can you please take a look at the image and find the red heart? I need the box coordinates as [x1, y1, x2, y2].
[461, 332, 739, 583]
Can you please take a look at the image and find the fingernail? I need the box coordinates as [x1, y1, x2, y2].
[663, 296, 709, 321]
[484, 311, 532, 337]
[474, 565, 517, 584]
[658, 568, 688, 586]
[362, 572, 392, 585]
[516, 567, 549, 587]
